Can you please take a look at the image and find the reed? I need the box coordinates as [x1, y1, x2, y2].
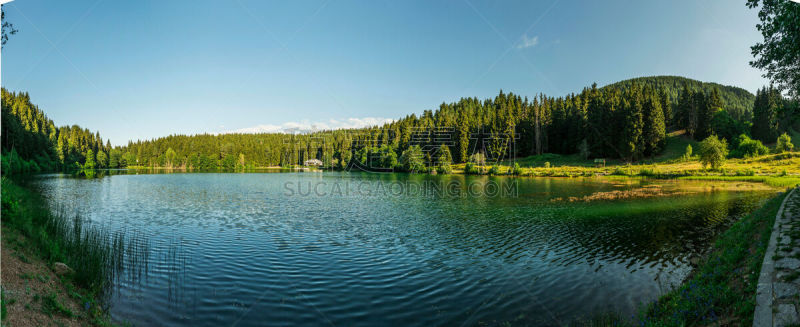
[1, 177, 148, 297]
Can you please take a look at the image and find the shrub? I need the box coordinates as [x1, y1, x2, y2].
[512, 163, 523, 175]
[612, 166, 631, 176]
[776, 133, 794, 153]
[464, 162, 475, 174]
[731, 134, 769, 158]
[1, 149, 45, 175]
[469, 152, 486, 166]
[436, 145, 452, 174]
[464, 162, 482, 175]
[436, 164, 451, 175]
[488, 165, 502, 175]
[638, 166, 658, 176]
[683, 145, 693, 161]
[698, 135, 729, 170]
[543, 161, 551, 168]
[399, 146, 425, 172]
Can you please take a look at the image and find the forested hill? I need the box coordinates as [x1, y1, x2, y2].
[1, 88, 112, 173]
[603, 76, 755, 121]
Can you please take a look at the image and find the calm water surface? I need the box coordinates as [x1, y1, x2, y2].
[34, 172, 776, 326]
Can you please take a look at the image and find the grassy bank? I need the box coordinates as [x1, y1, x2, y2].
[677, 175, 800, 188]
[634, 189, 789, 326]
[0, 177, 123, 325]
[449, 136, 800, 188]
[444, 134, 800, 182]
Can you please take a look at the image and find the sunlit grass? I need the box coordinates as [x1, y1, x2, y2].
[678, 175, 800, 188]
[452, 136, 800, 187]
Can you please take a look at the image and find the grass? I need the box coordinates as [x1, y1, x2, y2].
[678, 175, 800, 188]
[450, 135, 800, 188]
[41, 292, 73, 318]
[633, 190, 789, 326]
[1, 177, 147, 325]
[2, 178, 113, 292]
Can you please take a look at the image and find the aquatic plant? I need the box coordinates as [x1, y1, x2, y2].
[1, 178, 150, 297]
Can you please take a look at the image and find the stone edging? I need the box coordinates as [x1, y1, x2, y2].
[754, 187, 798, 327]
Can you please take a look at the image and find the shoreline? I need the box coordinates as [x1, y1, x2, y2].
[1, 178, 116, 326]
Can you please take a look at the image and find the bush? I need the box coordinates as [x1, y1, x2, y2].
[698, 135, 729, 170]
[683, 145, 693, 161]
[776, 133, 794, 153]
[464, 162, 475, 174]
[543, 161, 551, 168]
[436, 145, 452, 174]
[488, 165, 502, 175]
[1, 149, 46, 175]
[469, 152, 486, 166]
[464, 162, 483, 175]
[612, 166, 632, 176]
[436, 164, 452, 174]
[399, 146, 425, 172]
[512, 163, 523, 175]
[731, 134, 769, 158]
[638, 166, 658, 176]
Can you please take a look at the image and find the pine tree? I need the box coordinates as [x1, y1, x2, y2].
[659, 88, 671, 127]
[457, 115, 469, 163]
[84, 149, 96, 169]
[642, 90, 666, 157]
[696, 88, 722, 140]
[691, 91, 706, 138]
[619, 84, 643, 161]
[751, 86, 780, 142]
[676, 84, 696, 136]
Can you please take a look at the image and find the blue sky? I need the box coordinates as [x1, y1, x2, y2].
[1, 0, 767, 146]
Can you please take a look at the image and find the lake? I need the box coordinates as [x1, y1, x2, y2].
[33, 172, 778, 326]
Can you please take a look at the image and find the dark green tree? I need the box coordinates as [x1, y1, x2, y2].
[642, 90, 666, 157]
[697, 88, 723, 139]
[658, 88, 672, 126]
[747, 0, 800, 98]
[751, 86, 780, 142]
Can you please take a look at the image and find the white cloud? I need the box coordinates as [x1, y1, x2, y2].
[226, 117, 395, 134]
[516, 34, 539, 49]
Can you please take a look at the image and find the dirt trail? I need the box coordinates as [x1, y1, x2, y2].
[1, 230, 87, 327]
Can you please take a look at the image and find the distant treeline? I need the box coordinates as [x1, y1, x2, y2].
[1, 76, 797, 173]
